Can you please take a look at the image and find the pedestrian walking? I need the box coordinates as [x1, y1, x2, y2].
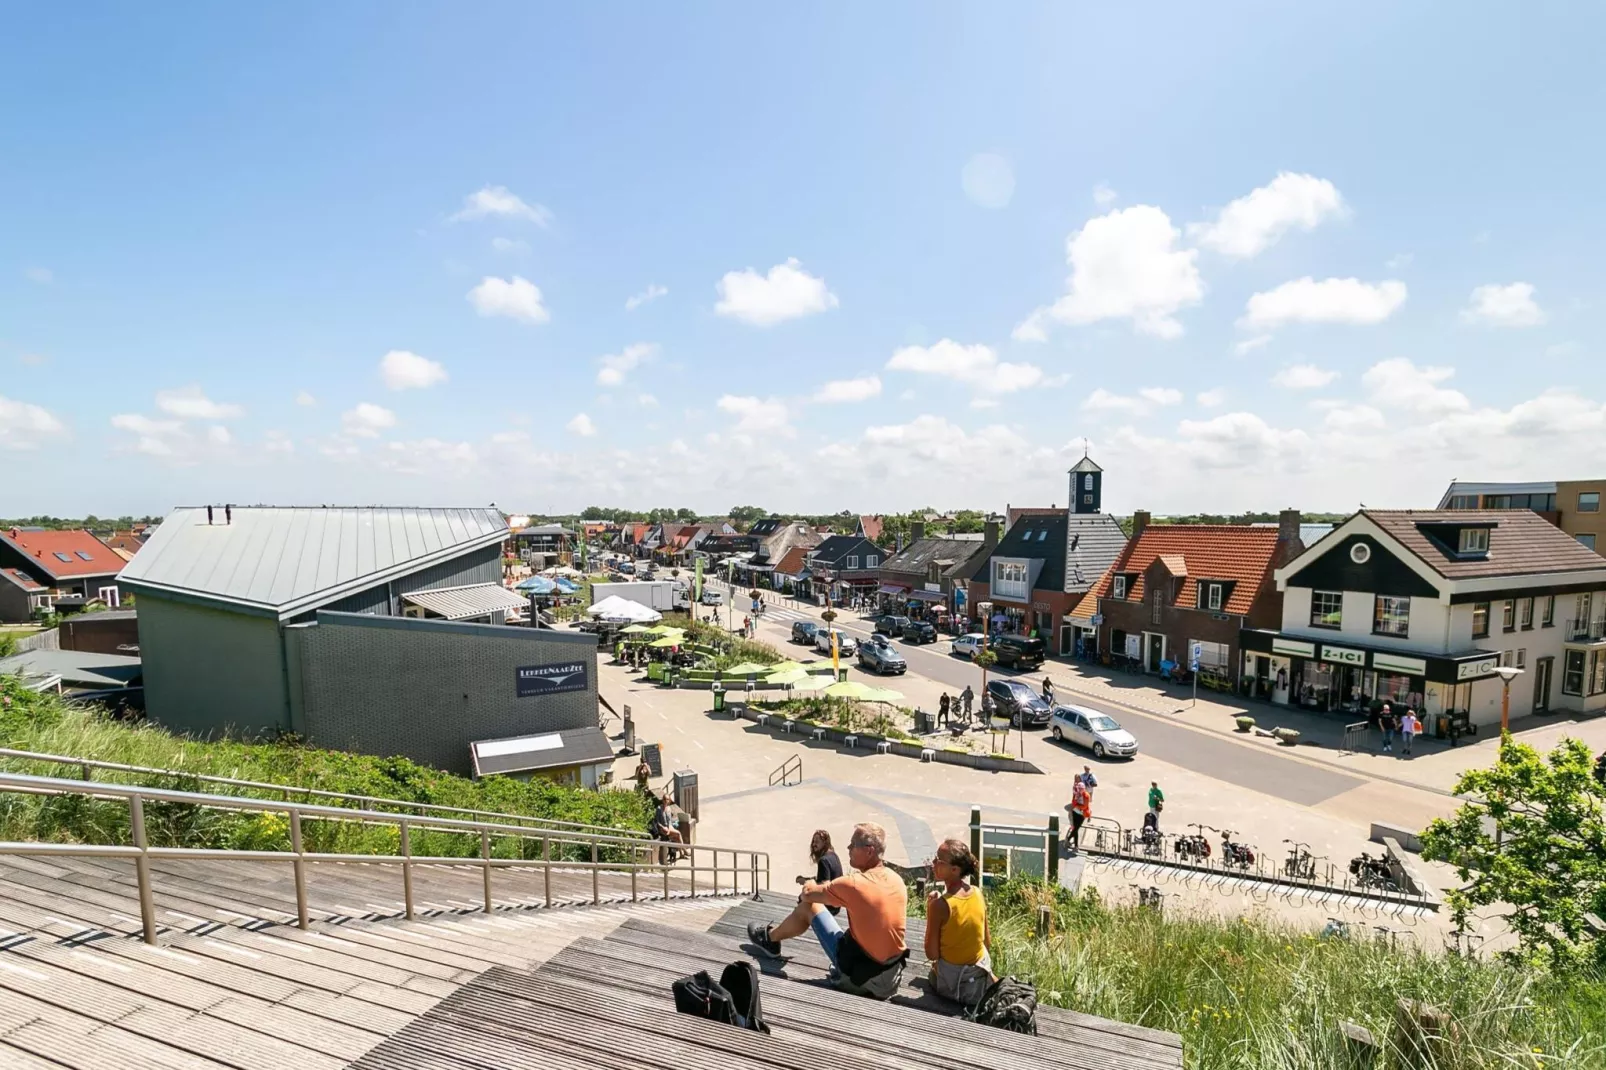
[961, 685, 974, 719]
[1380, 704, 1398, 753]
[1399, 708, 1420, 755]
[938, 693, 951, 727]
[1041, 676, 1055, 704]
[980, 690, 995, 722]
[1147, 781, 1164, 814]
[1080, 765, 1099, 791]
[1066, 776, 1092, 855]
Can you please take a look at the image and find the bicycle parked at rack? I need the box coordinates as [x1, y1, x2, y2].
[1282, 839, 1317, 881]
[1219, 828, 1256, 871]
[1174, 823, 1212, 862]
[1348, 851, 1398, 892]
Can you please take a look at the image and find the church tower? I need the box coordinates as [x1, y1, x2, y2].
[1069, 454, 1103, 514]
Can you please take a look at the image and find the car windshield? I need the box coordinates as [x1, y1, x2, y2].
[1089, 716, 1121, 731]
[1005, 683, 1033, 697]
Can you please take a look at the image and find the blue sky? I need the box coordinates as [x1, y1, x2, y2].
[4, 4, 1604, 517]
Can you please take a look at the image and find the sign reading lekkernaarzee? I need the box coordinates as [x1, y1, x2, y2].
[516, 661, 590, 698]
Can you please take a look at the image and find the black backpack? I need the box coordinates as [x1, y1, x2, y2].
[671, 961, 769, 1034]
[965, 974, 1038, 1035]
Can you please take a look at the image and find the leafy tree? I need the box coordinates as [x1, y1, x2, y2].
[1421, 735, 1606, 969]
[727, 505, 768, 529]
[675, 507, 697, 523]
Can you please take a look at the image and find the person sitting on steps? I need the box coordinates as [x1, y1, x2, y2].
[924, 838, 993, 1005]
[649, 792, 684, 862]
[748, 822, 909, 1000]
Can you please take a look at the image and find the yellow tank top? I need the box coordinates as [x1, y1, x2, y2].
[937, 887, 987, 965]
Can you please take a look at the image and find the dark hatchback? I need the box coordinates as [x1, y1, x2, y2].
[791, 621, 820, 644]
[986, 680, 1052, 727]
[900, 619, 938, 644]
[992, 634, 1046, 669]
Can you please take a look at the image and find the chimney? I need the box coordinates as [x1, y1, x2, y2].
[910, 520, 926, 542]
[983, 518, 1000, 550]
[1278, 508, 1302, 544]
[1131, 511, 1151, 539]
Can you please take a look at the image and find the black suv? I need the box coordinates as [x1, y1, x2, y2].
[992, 634, 1046, 669]
[986, 679, 1052, 727]
[900, 619, 937, 644]
[873, 614, 910, 636]
[790, 621, 820, 644]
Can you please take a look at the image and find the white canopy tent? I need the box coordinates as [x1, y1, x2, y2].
[586, 595, 662, 623]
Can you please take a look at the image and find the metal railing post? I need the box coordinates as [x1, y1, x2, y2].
[689, 845, 697, 899]
[542, 835, 552, 907]
[480, 829, 493, 913]
[128, 794, 157, 945]
[288, 808, 310, 930]
[631, 858, 638, 902]
[400, 820, 415, 920]
[750, 853, 758, 896]
[591, 840, 600, 904]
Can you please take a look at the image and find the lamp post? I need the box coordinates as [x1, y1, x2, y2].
[1492, 664, 1524, 735]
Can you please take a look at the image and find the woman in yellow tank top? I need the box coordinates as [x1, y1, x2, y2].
[924, 838, 993, 1004]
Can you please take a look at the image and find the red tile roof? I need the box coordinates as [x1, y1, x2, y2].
[1, 568, 45, 593]
[1094, 524, 1284, 615]
[858, 515, 884, 542]
[1, 529, 122, 579]
[773, 546, 810, 575]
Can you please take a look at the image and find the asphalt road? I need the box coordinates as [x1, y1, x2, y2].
[725, 587, 1363, 808]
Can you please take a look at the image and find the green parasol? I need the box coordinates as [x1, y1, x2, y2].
[786, 674, 834, 692]
[724, 661, 772, 676]
[822, 681, 904, 702]
[648, 636, 682, 648]
[620, 625, 655, 635]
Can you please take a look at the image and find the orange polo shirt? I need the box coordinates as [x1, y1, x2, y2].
[822, 864, 908, 963]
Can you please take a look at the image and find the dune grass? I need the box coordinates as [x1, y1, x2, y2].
[970, 878, 1604, 1068]
[0, 674, 651, 862]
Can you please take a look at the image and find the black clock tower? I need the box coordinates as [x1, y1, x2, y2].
[1069, 454, 1103, 514]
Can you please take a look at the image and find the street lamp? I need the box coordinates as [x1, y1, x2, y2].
[1492, 664, 1524, 735]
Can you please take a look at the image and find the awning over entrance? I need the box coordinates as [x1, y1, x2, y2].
[877, 584, 909, 595]
[906, 588, 946, 603]
[471, 726, 614, 777]
[402, 583, 530, 621]
[1240, 629, 1505, 683]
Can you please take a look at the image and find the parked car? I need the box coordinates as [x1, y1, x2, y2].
[873, 614, 910, 637]
[617, 561, 635, 574]
[991, 634, 1046, 669]
[790, 621, 820, 644]
[900, 619, 937, 644]
[815, 629, 858, 656]
[951, 633, 987, 659]
[700, 589, 725, 606]
[857, 639, 907, 675]
[986, 679, 1052, 728]
[1050, 704, 1139, 759]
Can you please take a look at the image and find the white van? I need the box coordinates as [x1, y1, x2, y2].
[700, 589, 725, 606]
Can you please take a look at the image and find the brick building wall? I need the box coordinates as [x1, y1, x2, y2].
[286, 612, 598, 775]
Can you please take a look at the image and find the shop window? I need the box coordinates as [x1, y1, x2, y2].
[1579, 491, 1601, 513]
[1562, 650, 1586, 696]
[1472, 602, 1491, 638]
[1502, 600, 1516, 631]
[1458, 528, 1490, 554]
[1542, 595, 1555, 626]
[1372, 596, 1410, 637]
[1310, 591, 1343, 629]
[1593, 650, 1606, 697]
[1192, 639, 1229, 667]
[1520, 597, 1534, 629]
[1112, 575, 1127, 599]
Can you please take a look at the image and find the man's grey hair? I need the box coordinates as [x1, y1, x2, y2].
[851, 822, 887, 857]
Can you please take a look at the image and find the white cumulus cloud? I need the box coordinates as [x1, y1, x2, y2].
[1271, 364, 1340, 390]
[1197, 388, 1228, 408]
[1240, 277, 1406, 330]
[1017, 205, 1203, 341]
[961, 153, 1015, 209]
[1083, 387, 1183, 416]
[1188, 172, 1345, 259]
[596, 343, 658, 387]
[380, 350, 448, 391]
[813, 376, 883, 403]
[449, 186, 551, 226]
[1092, 183, 1118, 208]
[1234, 335, 1272, 356]
[625, 284, 668, 311]
[295, 391, 317, 407]
[155, 386, 245, 421]
[1461, 282, 1546, 327]
[714, 258, 837, 326]
[467, 275, 550, 323]
[342, 402, 398, 437]
[1361, 358, 1469, 415]
[0, 395, 66, 450]
[886, 339, 1046, 396]
[566, 412, 597, 437]
[717, 395, 792, 435]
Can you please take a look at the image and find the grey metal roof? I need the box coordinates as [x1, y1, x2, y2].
[471, 726, 614, 777]
[1065, 513, 1128, 593]
[401, 583, 528, 620]
[880, 537, 990, 579]
[0, 649, 143, 689]
[119, 506, 509, 619]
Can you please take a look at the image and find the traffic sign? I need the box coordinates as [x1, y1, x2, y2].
[1190, 640, 1203, 661]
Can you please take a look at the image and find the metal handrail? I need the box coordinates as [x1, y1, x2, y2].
[0, 746, 647, 839]
[768, 754, 802, 787]
[0, 770, 771, 945]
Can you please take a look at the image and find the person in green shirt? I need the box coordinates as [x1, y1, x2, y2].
[1147, 781, 1164, 814]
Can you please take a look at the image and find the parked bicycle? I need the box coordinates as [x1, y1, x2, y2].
[1219, 828, 1256, 871]
[1281, 839, 1317, 881]
[1174, 823, 1212, 862]
[1348, 851, 1398, 892]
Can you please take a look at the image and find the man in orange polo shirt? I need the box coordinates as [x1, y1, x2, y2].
[748, 822, 909, 999]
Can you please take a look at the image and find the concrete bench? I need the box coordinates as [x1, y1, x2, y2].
[1370, 822, 1422, 853]
[1380, 836, 1437, 903]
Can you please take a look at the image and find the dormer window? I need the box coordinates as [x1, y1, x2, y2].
[1205, 583, 1223, 611]
[1112, 575, 1127, 599]
[1459, 528, 1489, 554]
